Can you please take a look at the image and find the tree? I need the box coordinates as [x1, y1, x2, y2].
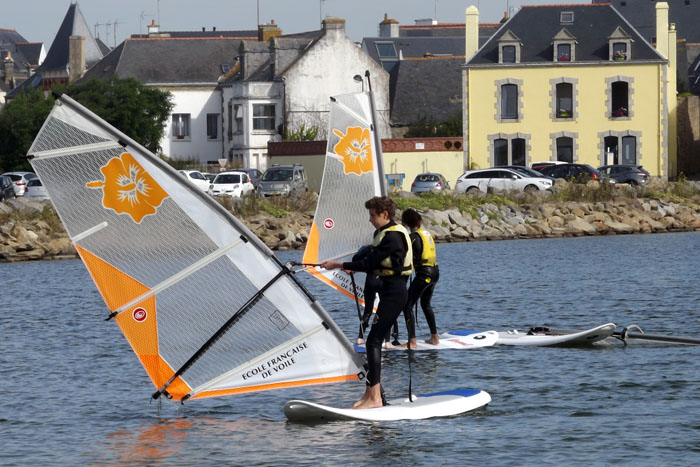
[0, 77, 173, 172]
[404, 113, 463, 138]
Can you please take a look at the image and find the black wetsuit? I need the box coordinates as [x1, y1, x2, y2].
[343, 221, 408, 386]
[404, 230, 439, 340]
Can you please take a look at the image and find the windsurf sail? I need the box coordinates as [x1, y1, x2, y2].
[301, 90, 387, 303]
[27, 93, 365, 402]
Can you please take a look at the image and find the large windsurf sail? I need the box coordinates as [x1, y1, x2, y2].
[27, 93, 365, 402]
[301, 90, 387, 303]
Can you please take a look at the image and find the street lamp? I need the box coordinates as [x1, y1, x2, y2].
[353, 74, 364, 92]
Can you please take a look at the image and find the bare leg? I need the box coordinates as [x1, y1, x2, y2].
[351, 383, 384, 410]
[425, 333, 440, 345]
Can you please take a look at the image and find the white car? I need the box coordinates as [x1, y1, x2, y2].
[1, 171, 37, 196]
[24, 178, 50, 200]
[455, 168, 553, 194]
[178, 170, 210, 192]
[208, 171, 255, 198]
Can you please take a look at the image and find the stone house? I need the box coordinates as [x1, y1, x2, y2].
[462, 3, 678, 179]
[0, 28, 46, 105]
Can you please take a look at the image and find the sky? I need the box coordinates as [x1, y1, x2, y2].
[3, 0, 586, 49]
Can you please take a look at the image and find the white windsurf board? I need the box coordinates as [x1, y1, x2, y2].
[495, 323, 616, 346]
[284, 388, 491, 422]
[353, 330, 498, 352]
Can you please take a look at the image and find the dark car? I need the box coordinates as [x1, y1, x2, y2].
[539, 163, 614, 184]
[0, 175, 16, 201]
[531, 161, 567, 172]
[235, 168, 264, 189]
[496, 165, 554, 180]
[597, 165, 649, 185]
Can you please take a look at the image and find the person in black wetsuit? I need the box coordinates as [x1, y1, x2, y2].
[321, 196, 412, 410]
[400, 208, 440, 349]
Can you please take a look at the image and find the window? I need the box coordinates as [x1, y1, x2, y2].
[621, 136, 637, 165]
[234, 104, 243, 134]
[612, 42, 627, 61]
[512, 138, 526, 166]
[556, 137, 573, 163]
[502, 46, 516, 63]
[557, 44, 571, 62]
[605, 135, 619, 164]
[560, 12, 574, 24]
[611, 81, 629, 117]
[172, 114, 191, 139]
[253, 104, 276, 131]
[376, 42, 397, 58]
[494, 139, 508, 166]
[207, 113, 219, 140]
[556, 83, 573, 118]
[227, 101, 233, 141]
[501, 84, 518, 119]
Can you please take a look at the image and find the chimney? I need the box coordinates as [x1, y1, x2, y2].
[465, 6, 479, 60]
[148, 20, 160, 36]
[655, 2, 669, 59]
[258, 20, 282, 41]
[3, 51, 14, 85]
[322, 17, 346, 37]
[379, 13, 399, 38]
[69, 35, 86, 82]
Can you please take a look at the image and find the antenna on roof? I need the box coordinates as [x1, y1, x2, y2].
[139, 11, 153, 35]
[105, 21, 112, 45]
[94, 22, 104, 39]
[319, 0, 326, 26]
[112, 19, 126, 47]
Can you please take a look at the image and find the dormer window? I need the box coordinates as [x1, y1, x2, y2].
[552, 28, 577, 62]
[498, 30, 522, 64]
[560, 12, 574, 24]
[608, 26, 633, 61]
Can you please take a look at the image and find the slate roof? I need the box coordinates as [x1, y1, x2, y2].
[37, 2, 103, 72]
[130, 29, 257, 39]
[0, 29, 42, 73]
[399, 22, 502, 38]
[0, 28, 27, 44]
[469, 4, 665, 66]
[81, 37, 242, 84]
[389, 57, 463, 126]
[14, 42, 43, 66]
[593, 0, 700, 44]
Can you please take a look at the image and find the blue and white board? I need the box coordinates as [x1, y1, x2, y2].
[284, 388, 491, 422]
[495, 323, 616, 346]
[353, 330, 498, 352]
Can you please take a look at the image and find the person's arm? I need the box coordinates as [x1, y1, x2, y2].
[321, 232, 403, 272]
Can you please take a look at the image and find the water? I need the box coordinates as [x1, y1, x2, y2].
[2, 232, 699, 466]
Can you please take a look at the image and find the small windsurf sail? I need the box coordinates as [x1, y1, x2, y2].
[28, 93, 365, 402]
[301, 91, 387, 303]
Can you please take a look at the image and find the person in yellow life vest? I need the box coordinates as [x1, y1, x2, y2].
[400, 208, 440, 348]
[321, 196, 412, 410]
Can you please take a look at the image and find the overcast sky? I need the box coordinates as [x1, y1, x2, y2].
[4, 0, 585, 49]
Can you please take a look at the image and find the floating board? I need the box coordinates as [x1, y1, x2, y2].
[284, 388, 491, 422]
[353, 330, 498, 352]
[495, 323, 616, 347]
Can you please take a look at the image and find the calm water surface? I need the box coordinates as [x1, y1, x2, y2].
[2, 232, 699, 466]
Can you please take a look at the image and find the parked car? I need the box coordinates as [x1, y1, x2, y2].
[531, 161, 567, 172]
[202, 172, 217, 183]
[235, 168, 263, 190]
[410, 173, 450, 193]
[257, 164, 308, 196]
[1, 171, 37, 196]
[597, 165, 649, 185]
[0, 175, 16, 201]
[24, 178, 50, 200]
[178, 170, 210, 192]
[539, 163, 615, 184]
[207, 171, 255, 197]
[496, 165, 554, 179]
[455, 168, 553, 194]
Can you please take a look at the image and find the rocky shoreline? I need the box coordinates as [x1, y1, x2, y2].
[2, 185, 699, 262]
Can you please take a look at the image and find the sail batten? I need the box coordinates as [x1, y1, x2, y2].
[29, 93, 364, 402]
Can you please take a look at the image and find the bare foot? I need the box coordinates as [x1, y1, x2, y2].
[351, 383, 383, 409]
[352, 397, 383, 410]
[383, 341, 393, 349]
[399, 339, 418, 349]
[424, 335, 440, 345]
[356, 338, 364, 345]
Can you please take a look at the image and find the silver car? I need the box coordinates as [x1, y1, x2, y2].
[455, 168, 553, 194]
[410, 173, 450, 193]
[257, 165, 308, 196]
[1, 171, 37, 196]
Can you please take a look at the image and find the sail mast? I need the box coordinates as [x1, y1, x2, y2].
[365, 70, 388, 197]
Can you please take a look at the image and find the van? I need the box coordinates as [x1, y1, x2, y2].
[257, 164, 308, 196]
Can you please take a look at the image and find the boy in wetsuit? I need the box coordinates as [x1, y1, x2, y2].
[401, 208, 440, 348]
[321, 196, 412, 410]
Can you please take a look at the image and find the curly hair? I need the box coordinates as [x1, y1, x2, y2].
[401, 208, 422, 229]
[364, 196, 396, 220]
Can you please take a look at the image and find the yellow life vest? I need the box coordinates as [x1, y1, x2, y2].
[415, 228, 437, 267]
[372, 223, 413, 277]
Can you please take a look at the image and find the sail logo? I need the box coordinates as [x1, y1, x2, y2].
[323, 218, 334, 229]
[132, 307, 147, 322]
[87, 152, 169, 223]
[333, 126, 374, 175]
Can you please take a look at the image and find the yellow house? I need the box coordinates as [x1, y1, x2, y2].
[463, 3, 677, 180]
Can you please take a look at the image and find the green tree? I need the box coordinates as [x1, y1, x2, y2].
[0, 87, 54, 172]
[0, 77, 173, 172]
[404, 113, 463, 138]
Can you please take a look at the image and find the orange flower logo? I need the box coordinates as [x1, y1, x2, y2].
[87, 152, 168, 223]
[332, 126, 374, 175]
